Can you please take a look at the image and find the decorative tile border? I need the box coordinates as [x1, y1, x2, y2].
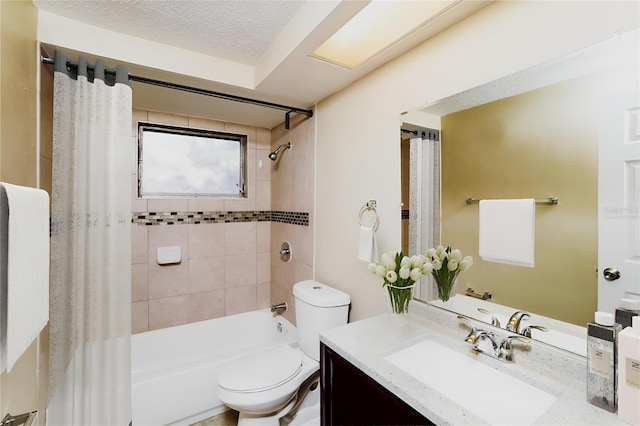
[132, 210, 309, 226]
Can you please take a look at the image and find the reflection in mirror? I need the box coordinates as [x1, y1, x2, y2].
[401, 29, 639, 356]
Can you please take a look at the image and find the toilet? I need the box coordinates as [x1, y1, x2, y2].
[217, 280, 350, 425]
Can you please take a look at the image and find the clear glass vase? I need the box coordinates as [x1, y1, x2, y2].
[435, 277, 457, 302]
[385, 283, 415, 323]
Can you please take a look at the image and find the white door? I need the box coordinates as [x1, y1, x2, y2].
[598, 54, 640, 313]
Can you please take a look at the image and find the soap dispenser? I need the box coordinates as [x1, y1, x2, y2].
[618, 316, 640, 424]
[586, 311, 621, 412]
[615, 298, 639, 329]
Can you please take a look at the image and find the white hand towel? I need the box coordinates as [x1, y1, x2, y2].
[479, 199, 535, 267]
[0, 183, 50, 373]
[357, 225, 379, 263]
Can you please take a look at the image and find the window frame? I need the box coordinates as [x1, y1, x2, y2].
[137, 122, 247, 199]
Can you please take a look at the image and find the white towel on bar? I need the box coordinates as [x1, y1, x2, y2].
[479, 199, 535, 267]
[0, 183, 50, 373]
[357, 225, 379, 263]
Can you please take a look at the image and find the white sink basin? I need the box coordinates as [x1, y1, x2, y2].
[385, 340, 557, 425]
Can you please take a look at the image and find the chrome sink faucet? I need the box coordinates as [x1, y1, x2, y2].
[458, 315, 529, 363]
[506, 311, 531, 334]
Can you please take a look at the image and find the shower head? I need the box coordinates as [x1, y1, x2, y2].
[268, 142, 291, 161]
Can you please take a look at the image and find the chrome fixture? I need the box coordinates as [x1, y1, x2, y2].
[506, 311, 531, 334]
[466, 287, 492, 300]
[477, 308, 501, 327]
[271, 302, 287, 314]
[458, 315, 529, 363]
[465, 197, 559, 205]
[280, 241, 292, 262]
[521, 325, 548, 338]
[268, 142, 291, 161]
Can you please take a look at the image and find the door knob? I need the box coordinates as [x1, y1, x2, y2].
[603, 267, 621, 281]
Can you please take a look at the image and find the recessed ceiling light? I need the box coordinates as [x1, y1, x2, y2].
[311, 0, 459, 70]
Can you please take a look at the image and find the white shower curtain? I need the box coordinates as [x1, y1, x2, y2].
[48, 52, 132, 426]
[408, 132, 440, 300]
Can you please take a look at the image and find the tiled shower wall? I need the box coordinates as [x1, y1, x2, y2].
[131, 109, 273, 333]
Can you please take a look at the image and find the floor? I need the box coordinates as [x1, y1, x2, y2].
[190, 410, 239, 426]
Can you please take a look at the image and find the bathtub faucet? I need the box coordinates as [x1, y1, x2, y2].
[270, 302, 287, 314]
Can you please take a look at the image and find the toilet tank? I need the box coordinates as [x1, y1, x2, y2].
[293, 280, 350, 361]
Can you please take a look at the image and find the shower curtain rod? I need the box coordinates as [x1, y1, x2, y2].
[41, 56, 313, 129]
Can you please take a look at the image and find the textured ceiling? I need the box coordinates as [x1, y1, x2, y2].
[34, 0, 304, 65]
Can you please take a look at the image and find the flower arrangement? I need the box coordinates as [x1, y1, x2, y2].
[368, 252, 429, 315]
[425, 245, 473, 302]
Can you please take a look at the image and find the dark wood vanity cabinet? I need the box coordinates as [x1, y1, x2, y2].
[320, 343, 434, 425]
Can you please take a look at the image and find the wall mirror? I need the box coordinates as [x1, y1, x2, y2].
[401, 30, 639, 356]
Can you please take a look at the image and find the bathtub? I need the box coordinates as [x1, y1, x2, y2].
[131, 309, 297, 426]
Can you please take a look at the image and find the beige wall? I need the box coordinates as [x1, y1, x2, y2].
[441, 75, 599, 326]
[130, 109, 273, 333]
[270, 114, 315, 325]
[314, 1, 639, 321]
[0, 0, 44, 420]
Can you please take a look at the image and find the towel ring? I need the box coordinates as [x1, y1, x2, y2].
[358, 201, 379, 231]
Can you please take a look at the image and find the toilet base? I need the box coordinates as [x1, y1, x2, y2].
[236, 383, 320, 426]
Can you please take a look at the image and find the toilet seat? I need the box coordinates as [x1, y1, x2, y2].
[219, 345, 303, 393]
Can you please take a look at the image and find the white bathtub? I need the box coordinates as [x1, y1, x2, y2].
[131, 309, 297, 426]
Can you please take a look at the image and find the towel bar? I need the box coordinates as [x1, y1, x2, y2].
[358, 200, 379, 231]
[466, 197, 558, 205]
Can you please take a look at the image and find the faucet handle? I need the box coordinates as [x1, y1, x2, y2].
[457, 315, 477, 332]
[477, 308, 501, 328]
[499, 335, 529, 362]
[520, 325, 548, 338]
[506, 311, 531, 333]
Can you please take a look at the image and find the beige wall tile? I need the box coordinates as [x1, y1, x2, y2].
[132, 263, 149, 302]
[257, 150, 271, 181]
[149, 296, 189, 330]
[188, 257, 225, 293]
[132, 301, 149, 334]
[148, 225, 189, 263]
[189, 116, 225, 131]
[147, 199, 189, 213]
[187, 290, 225, 322]
[225, 253, 257, 288]
[257, 222, 270, 253]
[189, 222, 225, 258]
[148, 262, 189, 299]
[256, 127, 271, 150]
[148, 111, 189, 126]
[256, 180, 271, 211]
[257, 283, 271, 309]
[224, 194, 255, 211]
[131, 224, 148, 264]
[225, 222, 256, 256]
[187, 197, 225, 212]
[225, 285, 257, 316]
[257, 252, 270, 284]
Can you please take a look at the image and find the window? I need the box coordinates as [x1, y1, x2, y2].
[138, 123, 246, 198]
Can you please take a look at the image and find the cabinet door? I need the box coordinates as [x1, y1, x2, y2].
[321, 343, 432, 425]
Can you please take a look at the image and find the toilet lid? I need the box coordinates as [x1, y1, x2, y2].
[218, 345, 303, 393]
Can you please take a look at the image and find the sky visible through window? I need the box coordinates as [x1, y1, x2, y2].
[141, 130, 241, 196]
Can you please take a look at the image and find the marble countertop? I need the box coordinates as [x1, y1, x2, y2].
[319, 302, 623, 425]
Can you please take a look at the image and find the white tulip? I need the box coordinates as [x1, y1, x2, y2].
[399, 267, 411, 280]
[368, 263, 377, 274]
[432, 259, 442, 270]
[381, 253, 395, 270]
[375, 265, 387, 277]
[422, 262, 434, 275]
[410, 255, 426, 269]
[386, 270, 398, 283]
[449, 249, 462, 262]
[410, 268, 422, 282]
[426, 248, 437, 259]
[400, 256, 411, 268]
[447, 259, 458, 271]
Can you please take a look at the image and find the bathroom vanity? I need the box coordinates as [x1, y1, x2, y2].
[319, 302, 623, 425]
